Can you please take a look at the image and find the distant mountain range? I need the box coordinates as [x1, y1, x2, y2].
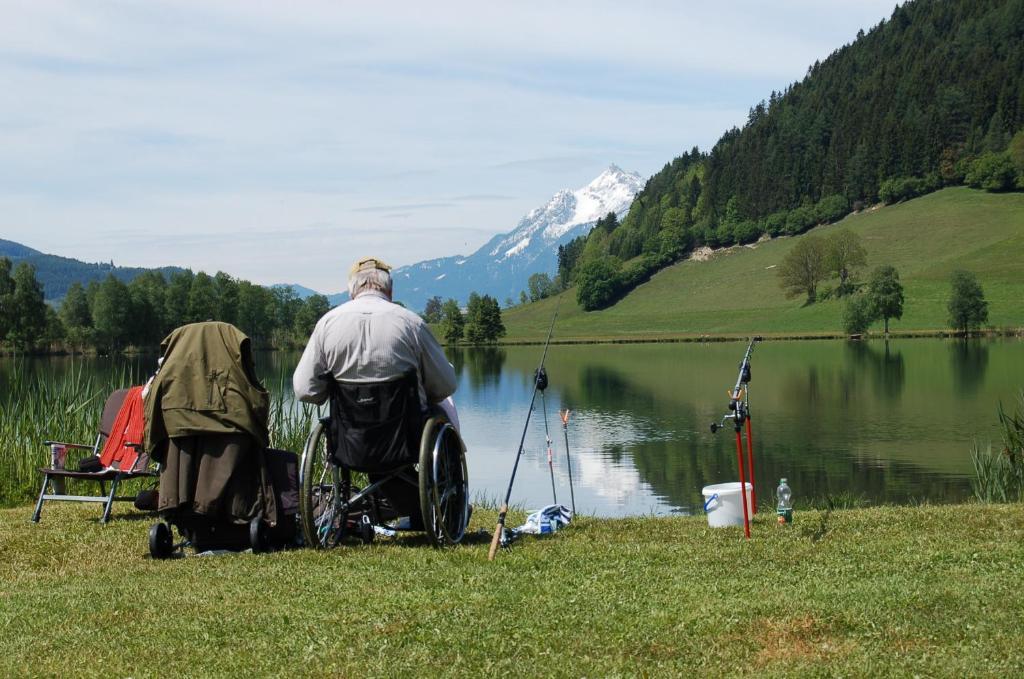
[0, 239, 184, 302]
[390, 165, 643, 311]
[3, 164, 642, 310]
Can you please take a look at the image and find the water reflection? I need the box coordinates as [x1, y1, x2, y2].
[450, 346, 506, 389]
[5, 339, 1021, 516]
[949, 340, 989, 397]
[845, 339, 906, 401]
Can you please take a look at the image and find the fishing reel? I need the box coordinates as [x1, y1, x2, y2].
[534, 367, 548, 391]
[710, 402, 748, 433]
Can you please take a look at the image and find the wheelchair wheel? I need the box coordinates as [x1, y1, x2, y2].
[418, 415, 469, 547]
[299, 420, 345, 549]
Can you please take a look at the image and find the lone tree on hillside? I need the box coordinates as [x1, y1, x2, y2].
[867, 265, 904, 334]
[777, 235, 829, 304]
[947, 270, 988, 334]
[439, 298, 464, 343]
[826, 229, 868, 296]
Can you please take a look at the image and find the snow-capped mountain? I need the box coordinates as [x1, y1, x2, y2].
[391, 165, 644, 312]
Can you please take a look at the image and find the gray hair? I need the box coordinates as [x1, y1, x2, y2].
[348, 267, 393, 298]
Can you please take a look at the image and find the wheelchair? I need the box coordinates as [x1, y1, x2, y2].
[298, 372, 469, 549]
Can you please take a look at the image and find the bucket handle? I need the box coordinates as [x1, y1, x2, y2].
[703, 493, 719, 512]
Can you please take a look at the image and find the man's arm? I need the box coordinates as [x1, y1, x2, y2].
[416, 322, 457, 403]
[292, 322, 329, 405]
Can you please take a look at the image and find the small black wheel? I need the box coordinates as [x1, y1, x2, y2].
[358, 517, 375, 544]
[149, 522, 173, 559]
[249, 517, 267, 553]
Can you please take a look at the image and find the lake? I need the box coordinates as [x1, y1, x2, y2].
[4, 338, 1021, 516]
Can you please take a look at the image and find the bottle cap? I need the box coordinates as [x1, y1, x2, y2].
[780, 478, 787, 483]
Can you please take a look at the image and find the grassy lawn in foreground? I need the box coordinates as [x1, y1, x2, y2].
[1, 502, 1022, 676]
[501, 188, 1024, 342]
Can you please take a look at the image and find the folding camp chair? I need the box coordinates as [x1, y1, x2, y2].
[32, 386, 157, 524]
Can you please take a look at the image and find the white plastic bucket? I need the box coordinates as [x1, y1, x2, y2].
[702, 482, 754, 527]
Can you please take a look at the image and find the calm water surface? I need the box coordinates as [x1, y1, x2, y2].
[6, 338, 1022, 516]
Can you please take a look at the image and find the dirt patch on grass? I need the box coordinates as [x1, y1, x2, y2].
[751, 615, 856, 668]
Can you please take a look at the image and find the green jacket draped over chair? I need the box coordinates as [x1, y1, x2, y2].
[144, 322, 279, 525]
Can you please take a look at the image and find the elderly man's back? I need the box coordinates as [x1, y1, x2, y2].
[292, 277, 456, 416]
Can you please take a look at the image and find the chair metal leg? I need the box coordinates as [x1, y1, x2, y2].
[101, 475, 120, 524]
[32, 473, 50, 523]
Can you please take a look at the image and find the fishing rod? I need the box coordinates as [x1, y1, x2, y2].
[710, 336, 762, 539]
[488, 299, 560, 561]
[541, 390, 557, 505]
[560, 409, 576, 515]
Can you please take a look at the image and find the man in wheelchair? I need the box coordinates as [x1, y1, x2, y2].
[292, 257, 468, 547]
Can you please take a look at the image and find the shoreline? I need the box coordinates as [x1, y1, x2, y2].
[483, 326, 1024, 347]
[4, 327, 1019, 358]
[4, 326, 1022, 357]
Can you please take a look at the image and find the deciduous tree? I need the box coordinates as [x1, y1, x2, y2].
[947, 270, 988, 333]
[528, 273, 556, 302]
[827, 229, 868, 296]
[777, 235, 828, 304]
[867, 265, 904, 334]
[7, 263, 47, 351]
[422, 296, 443, 324]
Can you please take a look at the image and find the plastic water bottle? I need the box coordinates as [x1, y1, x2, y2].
[776, 478, 793, 525]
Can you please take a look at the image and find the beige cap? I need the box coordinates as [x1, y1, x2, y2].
[349, 256, 392, 277]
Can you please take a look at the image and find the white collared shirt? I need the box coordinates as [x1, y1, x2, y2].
[292, 291, 457, 407]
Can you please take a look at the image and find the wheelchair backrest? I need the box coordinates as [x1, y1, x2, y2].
[327, 371, 423, 472]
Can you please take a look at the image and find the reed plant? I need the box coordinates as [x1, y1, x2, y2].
[0, 362, 320, 507]
[266, 374, 322, 455]
[0, 361, 138, 506]
[971, 391, 1024, 503]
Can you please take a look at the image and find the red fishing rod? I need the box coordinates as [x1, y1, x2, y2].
[710, 336, 762, 539]
[560, 409, 576, 515]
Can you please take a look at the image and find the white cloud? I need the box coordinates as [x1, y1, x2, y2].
[0, 0, 897, 290]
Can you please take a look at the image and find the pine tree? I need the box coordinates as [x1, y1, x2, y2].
[60, 282, 94, 350]
[6, 263, 47, 351]
[0, 257, 14, 342]
[92, 274, 134, 352]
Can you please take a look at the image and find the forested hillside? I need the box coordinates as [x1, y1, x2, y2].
[561, 0, 1024, 310]
[508, 188, 1024, 340]
[0, 239, 184, 302]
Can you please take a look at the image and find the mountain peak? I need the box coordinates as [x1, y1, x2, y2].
[391, 165, 644, 310]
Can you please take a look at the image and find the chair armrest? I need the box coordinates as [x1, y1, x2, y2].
[43, 441, 95, 450]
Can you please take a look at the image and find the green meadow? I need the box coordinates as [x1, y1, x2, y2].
[502, 188, 1024, 342]
[1, 502, 1021, 676]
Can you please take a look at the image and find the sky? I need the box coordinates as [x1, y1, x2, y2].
[0, 0, 897, 293]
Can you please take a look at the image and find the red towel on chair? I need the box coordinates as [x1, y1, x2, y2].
[99, 386, 146, 471]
